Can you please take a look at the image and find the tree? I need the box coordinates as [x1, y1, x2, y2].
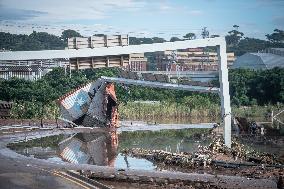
[201, 27, 209, 39]
[33, 80, 58, 127]
[0, 31, 65, 51]
[61, 29, 82, 42]
[266, 29, 284, 43]
[170, 37, 182, 42]
[231, 37, 269, 56]
[129, 37, 166, 45]
[225, 25, 244, 46]
[94, 34, 105, 37]
[210, 34, 220, 38]
[183, 33, 196, 40]
[152, 37, 166, 43]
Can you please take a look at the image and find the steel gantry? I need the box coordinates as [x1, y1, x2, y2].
[0, 37, 232, 147]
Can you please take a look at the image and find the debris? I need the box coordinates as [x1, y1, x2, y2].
[121, 137, 284, 170]
[57, 80, 119, 128]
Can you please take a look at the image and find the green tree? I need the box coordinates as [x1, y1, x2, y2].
[225, 25, 244, 47]
[0, 31, 65, 51]
[32, 80, 58, 126]
[231, 37, 269, 56]
[170, 37, 182, 42]
[266, 29, 284, 43]
[183, 33, 196, 40]
[61, 29, 82, 42]
[152, 37, 166, 43]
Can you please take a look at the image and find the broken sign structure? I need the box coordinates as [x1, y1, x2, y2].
[57, 79, 119, 128]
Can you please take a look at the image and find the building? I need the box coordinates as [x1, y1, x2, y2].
[232, 51, 284, 70]
[0, 59, 68, 80]
[0, 34, 140, 80]
[68, 35, 130, 70]
[261, 48, 284, 57]
[68, 35, 129, 49]
[126, 53, 148, 71]
[154, 48, 235, 71]
[67, 35, 148, 71]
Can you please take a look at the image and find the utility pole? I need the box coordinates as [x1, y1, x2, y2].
[201, 27, 210, 39]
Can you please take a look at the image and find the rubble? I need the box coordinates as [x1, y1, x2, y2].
[121, 137, 284, 186]
[122, 137, 283, 168]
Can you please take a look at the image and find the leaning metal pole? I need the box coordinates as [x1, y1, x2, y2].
[217, 40, 232, 148]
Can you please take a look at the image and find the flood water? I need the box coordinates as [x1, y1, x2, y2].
[7, 128, 211, 171]
[7, 127, 283, 171]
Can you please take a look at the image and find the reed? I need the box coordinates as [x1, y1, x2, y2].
[119, 101, 220, 122]
[119, 102, 284, 123]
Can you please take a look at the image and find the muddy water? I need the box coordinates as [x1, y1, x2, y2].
[7, 126, 283, 171]
[7, 128, 211, 171]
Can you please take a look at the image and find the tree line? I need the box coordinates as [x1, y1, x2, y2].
[1, 27, 283, 56]
[1, 67, 283, 105]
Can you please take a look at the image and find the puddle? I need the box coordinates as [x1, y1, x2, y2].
[7, 128, 211, 171]
[8, 127, 282, 171]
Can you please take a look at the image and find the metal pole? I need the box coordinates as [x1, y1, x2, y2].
[217, 41, 232, 148]
[69, 60, 72, 78]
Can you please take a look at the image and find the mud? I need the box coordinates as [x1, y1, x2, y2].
[121, 137, 284, 189]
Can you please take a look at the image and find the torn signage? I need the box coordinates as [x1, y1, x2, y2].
[57, 79, 119, 128]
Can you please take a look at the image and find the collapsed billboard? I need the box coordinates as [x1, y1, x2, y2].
[57, 79, 119, 128]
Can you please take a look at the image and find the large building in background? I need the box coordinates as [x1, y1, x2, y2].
[68, 35, 148, 71]
[0, 59, 68, 80]
[154, 48, 235, 71]
[68, 35, 130, 70]
[0, 34, 148, 80]
[127, 53, 148, 71]
[232, 48, 284, 70]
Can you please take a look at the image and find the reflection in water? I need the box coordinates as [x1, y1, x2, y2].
[8, 128, 283, 171]
[59, 130, 118, 166]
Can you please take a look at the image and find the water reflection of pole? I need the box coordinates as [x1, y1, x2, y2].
[138, 102, 141, 119]
[124, 155, 130, 168]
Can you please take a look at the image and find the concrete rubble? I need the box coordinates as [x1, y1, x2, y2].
[120, 137, 283, 188]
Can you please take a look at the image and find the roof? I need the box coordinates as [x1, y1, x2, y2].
[232, 52, 284, 70]
[270, 48, 284, 52]
[0, 38, 226, 61]
[0, 65, 45, 72]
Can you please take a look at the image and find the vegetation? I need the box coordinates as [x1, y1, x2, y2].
[225, 26, 284, 56]
[1, 27, 283, 56]
[61, 29, 82, 42]
[0, 29, 83, 51]
[0, 27, 284, 120]
[129, 36, 166, 45]
[0, 67, 283, 120]
[229, 68, 284, 106]
[183, 33, 196, 40]
[265, 29, 284, 44]
[0, 31, 65, 51]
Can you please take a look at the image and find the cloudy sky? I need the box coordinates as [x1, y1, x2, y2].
[0, 0, 283, 39]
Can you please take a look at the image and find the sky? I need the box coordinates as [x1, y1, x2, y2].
[0, 0, 283, 40]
